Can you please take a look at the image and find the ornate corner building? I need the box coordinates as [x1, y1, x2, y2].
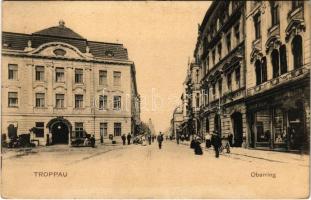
[179, 0, 310, 152]
[2, 21, 141, 145]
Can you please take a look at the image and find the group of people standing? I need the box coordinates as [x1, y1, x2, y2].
[187, 131, 228, 158]
[121, 133, 132, 145]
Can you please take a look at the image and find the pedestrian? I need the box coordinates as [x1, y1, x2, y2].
[193, 136, 203, 155]
[211, 131, 221, 158]
[157, 132, 164, 149]
[127, 133, 132, 145]
[46, 134, 50, 146]
[90, 135, 95, 148]
[205, 132, 211, 148]
[176, 134, 179, 145]
[148, 134, 152, 145]
[121, 134, 126, 145]
[152, 135, 155, 143]
[190, 137, 196, 149]
[228, 133, 233, 147]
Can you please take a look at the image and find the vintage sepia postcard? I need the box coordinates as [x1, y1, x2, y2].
[1, 1, 310, 199]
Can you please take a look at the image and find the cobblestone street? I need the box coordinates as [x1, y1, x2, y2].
[2, 141, 309, 199]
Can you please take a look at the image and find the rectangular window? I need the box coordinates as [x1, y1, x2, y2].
[99, 95, 108, 110]
[100, 123, 108, 137]
[218, 43, 222, 61]
[212, 84, 216, 99]
[254, 14, 261, 39]
[75, 69, 83, 83]
[255, 110, 271, 143]
[35, 93, 45, 108]
[234, 24, 240, 44]
[34, 122, 44, 137]
[227, 73, 232, 92]
[196, 93, 200, 107]
[114, 123, 122, 136]
[55, 68, 65, 82]
[56, 94, 64, 108]
[273, 107, 286, 144]
[99, 70, 107, 85]
[75, 94, 83, 108]
[75, 122, 84, 138]
[226, 33, 231, 52]
[113, 96, 121, 110]
[271, 2, 279, 26]
[35, 66, 44, 81]
[218, 79, 223, 97]
[212, 50, 216, 65]
[235, 68, 241, 88]
[8, 64, 18, 80]
[8, 92, 18, 107]
[292, 1, 303, 10]
[113, 71, 121, 86]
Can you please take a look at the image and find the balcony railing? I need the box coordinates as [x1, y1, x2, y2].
[247, 66, 309, 97]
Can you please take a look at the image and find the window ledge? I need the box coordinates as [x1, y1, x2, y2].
[268, 24, 279, 35]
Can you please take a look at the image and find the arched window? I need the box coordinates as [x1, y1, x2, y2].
[255, 60, 262, 85]
[271, 49, 280, 78]
[292, 35, 303, 69]
[261, 57, 267, 82]
[279, 45, 288, 74]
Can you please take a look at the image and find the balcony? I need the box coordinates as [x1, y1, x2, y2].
[247, 66, 309, 97]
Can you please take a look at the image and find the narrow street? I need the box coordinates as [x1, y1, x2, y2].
[2, 141, 309, 199]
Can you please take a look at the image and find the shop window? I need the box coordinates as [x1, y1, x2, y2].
[271, 49, 280, 78]
[255, 110, 271, 143]
[292, 35, 303, 69]
[273, 107, 286, 144]
[100, 123, 108, 137]
[75, 122, 84, 138]
[279, 45, 288, 74]
[114, 123, 122, 136]
[34, 122, 44, 138]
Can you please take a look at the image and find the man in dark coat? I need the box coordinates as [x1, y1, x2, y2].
[121, 134, 126, 145]
[127, 133, 132, 145]
[211, 132, 221, 158]
[228, 133, 233, 147]
[148, 135, 152, 145]
[90, 135, 96, 148]
[157, 133, 164, 149]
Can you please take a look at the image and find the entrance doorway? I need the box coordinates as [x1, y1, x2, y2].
[231, 112, 243, 147]
[288, 101, 305, 150]
[51, 122, 69, 144]
[47, 117, 72, 145]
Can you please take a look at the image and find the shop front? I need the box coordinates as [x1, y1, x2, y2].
[247, 85, 309, 152]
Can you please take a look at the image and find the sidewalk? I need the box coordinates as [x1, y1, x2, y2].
[177, 140, 309, 166]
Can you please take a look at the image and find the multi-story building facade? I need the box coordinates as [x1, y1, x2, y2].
[245, 1, 310, 151]
[170, 105, 183, 139]
[2, 21, 140, 145]
[194, 1, 247, 146]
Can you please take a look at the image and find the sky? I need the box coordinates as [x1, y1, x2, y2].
[3, 1, 211, 133]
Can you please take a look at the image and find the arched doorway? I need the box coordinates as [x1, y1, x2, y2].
[214, 114, 221, 135]
[231, 112, 243, 147]
[47, 117, 72, 145]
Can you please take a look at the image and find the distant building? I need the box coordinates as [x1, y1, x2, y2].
[2, 21, 140, 145]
